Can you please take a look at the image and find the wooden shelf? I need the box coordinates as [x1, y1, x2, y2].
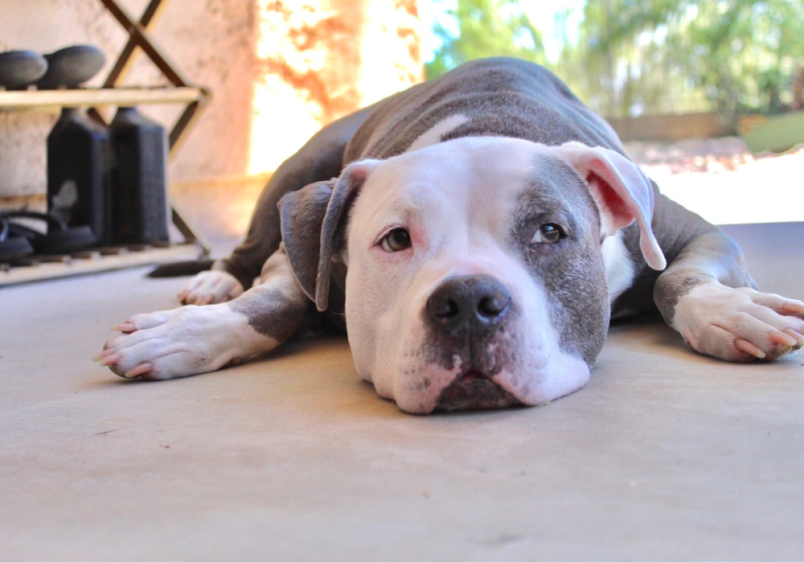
[0, 242, 202, 287]
[0, 86, 207, 109]
[0, 0, 214, 284]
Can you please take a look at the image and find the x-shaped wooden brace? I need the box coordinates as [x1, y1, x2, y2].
[89, 0, 212, 251]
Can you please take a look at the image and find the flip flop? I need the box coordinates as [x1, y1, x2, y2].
[1, 211, 96, 254]
[0, 215, 34, 262]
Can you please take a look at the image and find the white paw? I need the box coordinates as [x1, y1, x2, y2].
[673, 284, 804, 362]
[178, 270, 244, 305]
[94, 305, 276, 380]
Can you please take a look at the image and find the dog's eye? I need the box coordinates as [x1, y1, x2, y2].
[380, 228, 412, 252]
[532, 223, 564, 244]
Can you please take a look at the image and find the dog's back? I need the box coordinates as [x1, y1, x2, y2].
[345, 57, 625, 162]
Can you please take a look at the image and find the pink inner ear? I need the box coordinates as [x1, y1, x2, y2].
[586, 171, 633, 231]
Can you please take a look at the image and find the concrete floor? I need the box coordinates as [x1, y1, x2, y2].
[1, 222, 803, 560]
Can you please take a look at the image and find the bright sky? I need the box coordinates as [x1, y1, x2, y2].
[418, 0, 586, 63]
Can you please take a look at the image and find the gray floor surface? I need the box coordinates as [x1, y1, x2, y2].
[1, 223, 803, 561]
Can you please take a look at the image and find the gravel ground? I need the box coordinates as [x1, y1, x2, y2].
[624, 137, 804, 174]
[623, 137, 804, 225]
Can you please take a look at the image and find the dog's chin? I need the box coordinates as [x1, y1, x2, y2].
[434, 370, 522, 412]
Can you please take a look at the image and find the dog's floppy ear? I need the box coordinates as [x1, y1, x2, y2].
[278, 159, 379, 311]
[552, 142, 666, 271]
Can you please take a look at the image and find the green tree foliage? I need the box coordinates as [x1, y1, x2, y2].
[426, 0, 804, 120]
[593, 0, 804, 119]
[425, 0, 547, 80]
[554, 0, 713, 119]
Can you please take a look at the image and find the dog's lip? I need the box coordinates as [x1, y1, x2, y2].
[434, 369, 522, 412]
[459, 369, 485, 380]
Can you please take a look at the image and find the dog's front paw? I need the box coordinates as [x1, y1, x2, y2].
[673, 284, 804, 362]
[178, 270, 244, 305]
[93, 304, 269, 380]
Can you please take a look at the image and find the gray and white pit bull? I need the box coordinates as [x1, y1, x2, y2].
[96, 58, 804, 414]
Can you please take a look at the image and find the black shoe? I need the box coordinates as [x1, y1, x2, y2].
[0, 50, 48, 89]
[0, 215, 34, 262]
[1, 211, 96, 254]
[35, 45, 105, 89]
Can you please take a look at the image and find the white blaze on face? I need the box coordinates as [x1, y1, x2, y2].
[344, 137, 591, 414]
[405, 114, 470, 153]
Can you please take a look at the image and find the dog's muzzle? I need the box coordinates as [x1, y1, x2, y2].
[426, 275, 521, 411]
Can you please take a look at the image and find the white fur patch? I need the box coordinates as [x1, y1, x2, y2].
[602, 231, 636, 306]
[179, 270, 244, 305]
[100, 304, 278, 380]
[672, 284, 804, 361]
[405, 114, 470, 153]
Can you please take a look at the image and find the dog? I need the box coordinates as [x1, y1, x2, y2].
[95, 58, 804, 414]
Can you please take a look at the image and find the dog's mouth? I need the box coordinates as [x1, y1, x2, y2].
[435, 369, 521, 412]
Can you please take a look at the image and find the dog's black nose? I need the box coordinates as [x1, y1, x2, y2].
[427, 275, 511, 328]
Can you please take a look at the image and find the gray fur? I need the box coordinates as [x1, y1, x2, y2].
[653, 231, 757, 326]
[278, 180, 336, 303]
[345, 58, 624, 162]
[228, 245, 312, 341]
[314, 165, 370, 311]
[228, 286, 310, 342]
[511, 155, 609, 365]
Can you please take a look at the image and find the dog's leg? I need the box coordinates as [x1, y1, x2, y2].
[654, 230, 804, 361]
[177, 268, 245, 306]
[97, 246, 310, 380]
[178, 107, 373, 306]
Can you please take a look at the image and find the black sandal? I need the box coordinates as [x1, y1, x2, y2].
[0, 215, 34, 262]
[1, 211, 96, 255]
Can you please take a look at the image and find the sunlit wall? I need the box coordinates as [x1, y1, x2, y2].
[248, 0, 423, 176]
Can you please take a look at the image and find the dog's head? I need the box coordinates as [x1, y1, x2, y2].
[279, 137, 665, 414]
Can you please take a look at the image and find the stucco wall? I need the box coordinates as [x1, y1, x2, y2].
[1, 0, 256, 198]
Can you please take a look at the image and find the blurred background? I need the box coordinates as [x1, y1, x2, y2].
[425, 0, 804, 122]
[1, 0, 802, 254]
[420, 0, 804, 229]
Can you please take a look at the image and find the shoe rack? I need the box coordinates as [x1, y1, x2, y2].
[0, 0, 212, 286]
